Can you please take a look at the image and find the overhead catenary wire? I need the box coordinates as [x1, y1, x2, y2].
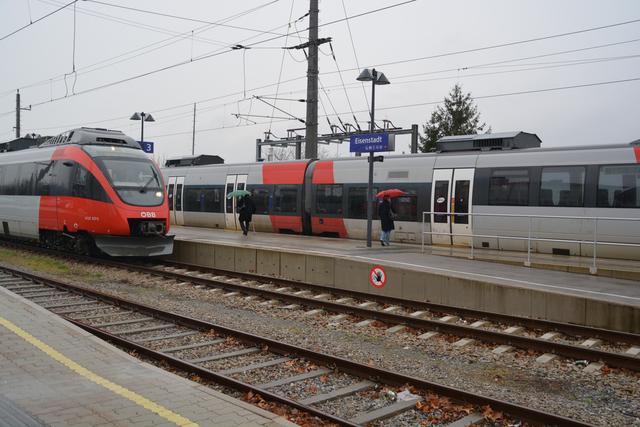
[11, 50, 640, 136]
[0, 0, 77, 42]
[84, 0, 293, 38]
[6, 5, 632, 139]
[9, 0, 417, 110]
[328, 42, 361, 130]
[0, 0, 280, 97]
[145, 76, 640, 139]
[38, 0, 230, 46]
[268, 0, 297, 134]
[340, 0, 369, 109]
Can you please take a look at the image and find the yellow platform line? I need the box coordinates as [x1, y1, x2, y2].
[0, 315, 198, 427]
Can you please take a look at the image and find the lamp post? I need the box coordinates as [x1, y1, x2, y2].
[130, 112, 155, 145]
[357, 68, 390, 248]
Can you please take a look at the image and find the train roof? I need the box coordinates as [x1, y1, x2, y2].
[162, 139, 639, 171]
[39, 127, 140, 149]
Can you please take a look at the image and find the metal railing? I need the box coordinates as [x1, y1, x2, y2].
[420, 211, 640, 274]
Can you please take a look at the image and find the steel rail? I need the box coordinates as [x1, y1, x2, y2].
[0, 265, 593, 427]
[154, 258, 640, 345]
[0, 239, 638, 369]
[119, 261, 640, 371]
[3, 237, 638, 345]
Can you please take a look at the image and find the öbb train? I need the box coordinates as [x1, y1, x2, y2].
[163, 133, 640, 260]
[0, 128, 173, 256]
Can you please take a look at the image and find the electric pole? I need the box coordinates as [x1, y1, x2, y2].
[15, 90, 21, 139]
[304, 0, 319, 159]
[15, 89, 31, 139]
[192, 103, 196, 156]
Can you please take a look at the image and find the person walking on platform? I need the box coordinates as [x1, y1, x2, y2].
[238, 193, 256, 236]
[378, 196, 395, 246]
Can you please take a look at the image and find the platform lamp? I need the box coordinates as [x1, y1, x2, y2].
[130, 112, 155, 146]
[356, 68, 390, 248]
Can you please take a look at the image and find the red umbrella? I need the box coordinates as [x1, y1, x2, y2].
[376, 189, 406, 199]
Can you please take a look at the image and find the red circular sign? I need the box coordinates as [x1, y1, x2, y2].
[369, 265, 387, 289]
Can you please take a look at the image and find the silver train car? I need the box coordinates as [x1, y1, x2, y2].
[162, 140, 640, 260]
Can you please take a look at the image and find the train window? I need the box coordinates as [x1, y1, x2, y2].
[225, 183, 234, 213]
[35, 162, 53, 196]
[204, 188, 222, 213]
[251, 187, 271, 215]
[17, 164, 36, 195]
[488, 169, 529, 206]
[72, 165, 109, 202]
[316, 184, 343, 215]
[175, 183, 183, 211]
[167, 183, 174, 211]
[453, 181, 470, 224]
[273, 185, 298, 214]
[539, 166, 584, 207]
[348, 187, 367, 219]
[433, 181, 449, 223]
[184, 187, 202, 212]
[597, 165, 640, 208]
[347, 187, 380, 219]
[1, 164, 20, 195]
[391, 189, 418, 221]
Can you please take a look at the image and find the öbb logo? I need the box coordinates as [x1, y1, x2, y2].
[140, 212, 157, 218]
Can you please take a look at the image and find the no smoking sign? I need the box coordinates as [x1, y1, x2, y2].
[369, 265, 387, 289]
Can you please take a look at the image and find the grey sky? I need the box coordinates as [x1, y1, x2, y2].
[1, 0, 639, 163]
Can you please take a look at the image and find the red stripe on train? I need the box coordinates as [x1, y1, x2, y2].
[262, 162, 307, 184]
[310, 160, 348, 236]
[269, 215, 303, 233]
[634, 146, 640, 163]
[312, 161, 334, 184]
[311, 217, 348, 237]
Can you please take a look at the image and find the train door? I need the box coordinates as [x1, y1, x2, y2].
[430, 168, 474, 246]
[431, 169, 453, 245]
[451, 168, 474, 246]
[224, 174, 248, 230]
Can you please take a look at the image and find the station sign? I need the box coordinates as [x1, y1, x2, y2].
[349, 132, 395, 153]
[138, 141, 154, 154]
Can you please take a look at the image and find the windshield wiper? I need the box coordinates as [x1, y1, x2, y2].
[139, 166, 160, 194]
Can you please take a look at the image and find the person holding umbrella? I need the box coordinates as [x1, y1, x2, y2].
[238, 192, 256, 236]
[377, 189, 403, 246]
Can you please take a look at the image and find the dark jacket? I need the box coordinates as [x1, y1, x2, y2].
[238, 196, 255, 222]
[378, 199, 395, 231]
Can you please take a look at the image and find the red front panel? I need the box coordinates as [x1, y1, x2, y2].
[634, 146, 640, 163]
[38, 146, 170, 236]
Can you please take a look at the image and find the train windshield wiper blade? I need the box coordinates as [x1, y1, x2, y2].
[139, 167, 159, 194]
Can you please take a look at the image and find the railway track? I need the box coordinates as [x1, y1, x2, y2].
[1, 238, 639, 373]
[0, 264, 592, 426]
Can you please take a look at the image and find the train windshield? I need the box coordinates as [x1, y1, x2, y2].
[83, 145, 164, 207]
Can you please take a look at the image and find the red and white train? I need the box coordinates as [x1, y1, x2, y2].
[0, 128, 173, 256]
[163, 136, 640, 260]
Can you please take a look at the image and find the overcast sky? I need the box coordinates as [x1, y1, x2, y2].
[1, 0, 639, 163]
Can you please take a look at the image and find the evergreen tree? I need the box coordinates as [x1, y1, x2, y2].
[419, 83, 488, 152]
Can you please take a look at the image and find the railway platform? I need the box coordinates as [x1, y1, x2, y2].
[0, 285, 295, 427]
[168, 226, 640, 334]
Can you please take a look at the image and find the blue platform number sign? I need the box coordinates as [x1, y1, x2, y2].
[349, 132, 395, 153]
[139, 141, 154, 154]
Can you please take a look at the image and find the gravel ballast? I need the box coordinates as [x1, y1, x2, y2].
[1, 252, 639, 426]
